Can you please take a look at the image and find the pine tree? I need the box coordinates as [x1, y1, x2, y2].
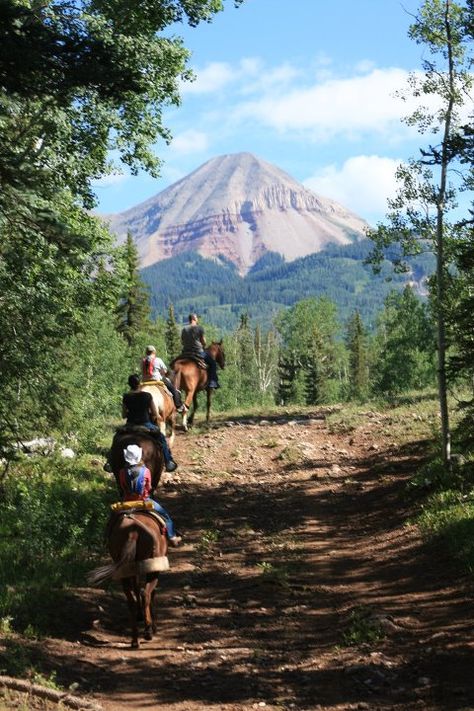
[115, 233, 152, 348]
[277, 351, 297, 405]
[346, 310, 369, 401]
[165, 304, 181, 361]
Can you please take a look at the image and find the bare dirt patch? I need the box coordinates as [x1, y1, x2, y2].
[3, 409, 474, 711]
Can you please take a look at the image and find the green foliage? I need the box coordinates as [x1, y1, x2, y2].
[0, 456, 115, 631]
[58, 307, 130, 449]
[115, 233, 153, 350]
[372, 287, 436, 396]
[345, 310, 369, 400]
[342, 606, 385, 647]
[0, 0, 236, 459]
[276, 297, 347, 405]
[143, 243, 435, 332]
[165, 303, 181, 361]
[366, 0, 474, 464]
[414, 453, 474, 573]
[277, 351, 297, 406]
[256, 561, 290, 588]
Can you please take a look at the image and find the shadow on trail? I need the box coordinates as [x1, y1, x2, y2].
[25, 435, 474, 710]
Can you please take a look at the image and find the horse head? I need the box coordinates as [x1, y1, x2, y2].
[208, 340, 225, 369]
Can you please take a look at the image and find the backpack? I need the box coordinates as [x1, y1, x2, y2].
[122, 464, 146, 497]
[142, 355, 155, 379]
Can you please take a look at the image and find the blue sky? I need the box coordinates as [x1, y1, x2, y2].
[94, 0, 431, 225]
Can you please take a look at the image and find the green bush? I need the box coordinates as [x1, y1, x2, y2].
[0, 456, 115, 631]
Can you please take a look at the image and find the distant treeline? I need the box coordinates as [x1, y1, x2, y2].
[142, 240, 435, 331]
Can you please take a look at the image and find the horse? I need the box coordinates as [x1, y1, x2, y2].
[109, 430, 164, 493]
[172, 341, 225, 431]
[88, 509, 169, 648]
[140, 381, 176, 446]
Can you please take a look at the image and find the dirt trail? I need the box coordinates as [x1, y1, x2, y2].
[19, 410, 474, 710]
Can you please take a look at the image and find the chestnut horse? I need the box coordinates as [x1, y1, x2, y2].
[173, 341, 225, 431]
[88, 510, 169, 648]
[140, 381, 176, 446]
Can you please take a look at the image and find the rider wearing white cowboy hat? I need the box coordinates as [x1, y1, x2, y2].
[120, 444, 182, 546]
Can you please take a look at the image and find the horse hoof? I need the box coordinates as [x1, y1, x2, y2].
[144, 630, 153, 641]
[131, 640, 139, 649]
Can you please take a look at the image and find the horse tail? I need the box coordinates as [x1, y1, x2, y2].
[87, 531, 138, 586]
[174, 367, 181, 391]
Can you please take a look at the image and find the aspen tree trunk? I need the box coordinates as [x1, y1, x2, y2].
[435, 0, 454, 468]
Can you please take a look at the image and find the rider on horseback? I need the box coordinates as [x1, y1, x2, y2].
[123, 374, 178, 473]
[180, 313, 219, 388]
[142, 346, 187, 413]
[119, 444, 181, 546]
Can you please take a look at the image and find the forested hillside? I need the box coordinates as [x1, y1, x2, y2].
[143, 239, 435, 330]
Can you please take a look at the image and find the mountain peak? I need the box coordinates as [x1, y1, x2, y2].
[106, 153, 369, 275]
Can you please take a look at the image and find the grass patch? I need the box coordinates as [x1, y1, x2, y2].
[277, 445, 304, 465]
[256, 561, 290, 588]
[342, 606, 385, 647]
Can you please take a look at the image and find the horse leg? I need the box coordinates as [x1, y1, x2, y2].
[188, 393, 198, 426]
[142, 574, 159, 640]
[182, 389, 195, 431]
[167, 405, 176, 447]
[122, 578, 140, 649]
[206, 389, 212, 425]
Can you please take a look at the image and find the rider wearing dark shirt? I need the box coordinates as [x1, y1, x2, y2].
[122, 374, 177, 472]
[122, 390, 155, 425]
[180, 313, 219, 388]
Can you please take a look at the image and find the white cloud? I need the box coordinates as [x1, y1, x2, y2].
[238, 67, 417, 141]
[171, 129, 209, 154]
[180, 62, 237, 94]
[304, 154, 402, 222]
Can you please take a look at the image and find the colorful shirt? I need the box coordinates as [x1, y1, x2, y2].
[118, 464, 152, 502]
[142, 355, 167, 381]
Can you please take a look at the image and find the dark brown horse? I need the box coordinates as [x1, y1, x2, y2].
[88, 510, 169, 648]
[109, 430, 164, 492]
[173, 341, 225, 430]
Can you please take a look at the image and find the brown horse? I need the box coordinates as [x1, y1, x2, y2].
[173, 341, 225, 431]
[140, 381, 177, 446]
[88, 510, 169, 648]
[109, 431, 164, 493]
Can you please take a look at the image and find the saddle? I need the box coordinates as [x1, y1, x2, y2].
[171, 353, 207, 370]
[107, 505, 167, 535]
[141, 380, 173, 399]
[114, 424, 156, 436]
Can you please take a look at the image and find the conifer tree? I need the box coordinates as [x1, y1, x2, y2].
[165, 303, 181, 361]
[116, 233, 152, 349]
[277, 351, 297, 405]
[346, 310, 369, 401]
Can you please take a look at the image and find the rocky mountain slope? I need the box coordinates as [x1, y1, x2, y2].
[106, 152, 369, 275]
